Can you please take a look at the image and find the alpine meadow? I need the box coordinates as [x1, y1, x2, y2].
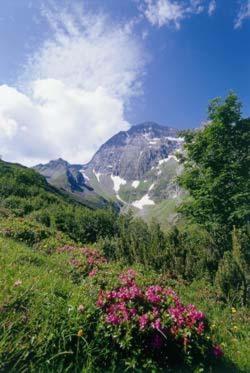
[0, 1, 249, 372]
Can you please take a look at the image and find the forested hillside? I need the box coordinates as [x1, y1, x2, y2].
[0, 93, 249, 372]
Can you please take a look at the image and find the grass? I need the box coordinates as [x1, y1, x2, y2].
[0, 237, 84, 371]
[0, 237, 249, 372]
[176, 281, 250, 372]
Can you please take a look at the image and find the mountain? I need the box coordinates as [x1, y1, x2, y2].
[81, 122, 185, 226]
[34, 122, 185, 227]
[34, 158, 112, 209]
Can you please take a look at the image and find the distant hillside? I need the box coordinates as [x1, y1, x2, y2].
[0, 159, 119, 249]
[33, 158, 113, 209]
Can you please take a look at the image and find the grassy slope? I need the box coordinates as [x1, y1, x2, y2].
[0, 237, 249, 372]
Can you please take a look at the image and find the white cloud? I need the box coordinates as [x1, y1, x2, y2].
[0, 4, 146, 166]
[139, 0, 215, 28]
[208, 0, 216, 16]
[234, 1, 250, 29]
[142, 0, 185, 28]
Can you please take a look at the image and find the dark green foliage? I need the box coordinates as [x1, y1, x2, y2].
[0, 217, 51, 246]
[0, 160, 118, 247]
[215, 227, 250, 305]
[215, 251, 244, 304]
[179, 92, 250, 230]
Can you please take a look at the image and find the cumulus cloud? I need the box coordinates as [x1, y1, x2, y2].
[139, 0, 215, 28]
[234, 1, 250, 29]
[0, 4, 146, 165]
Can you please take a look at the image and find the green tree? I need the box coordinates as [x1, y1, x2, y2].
[179, 92, 250, 230]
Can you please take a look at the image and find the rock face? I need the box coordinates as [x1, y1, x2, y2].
[85, 122, 182, 180]
[34, 158, 110, 209]
[34, 158, 87, 191]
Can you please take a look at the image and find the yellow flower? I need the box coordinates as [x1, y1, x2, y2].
[211, 323, 216, 329]
[231, 307, 237, 314]
[77, 329, 84, 337]
[233, 325, 238, 331]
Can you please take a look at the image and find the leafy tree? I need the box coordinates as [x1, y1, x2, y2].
[179, 92, 250, 230]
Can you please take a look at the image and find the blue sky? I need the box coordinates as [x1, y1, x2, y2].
[0, 0, 249, 165]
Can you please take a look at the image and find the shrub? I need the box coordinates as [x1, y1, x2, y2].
[91, 269, 223, 370]
[0, 217, 51, 246]
[56, 246, 107, 283]
[34, 232, 76, 254]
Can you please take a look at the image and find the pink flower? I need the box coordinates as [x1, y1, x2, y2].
[213, 344, 224, 358]
[197, 321, 204, 335]
[138, 314, 149, 330]
[89, 268, 98, 277]
[151, 318, 162, 330]
[145, 285, 163, 303]
[119, 269, 137, 286]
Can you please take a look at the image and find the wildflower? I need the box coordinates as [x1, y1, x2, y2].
[77, 304, 84, 313]
[231, 307, 237, 314]
[119, 269, 137, 286]
[77, 329, 84, 337]
[213, 344, 224, 358]
[138, 314, 149, 330]
[145, 285, 163, 303]
[89, 268, 98, 277]
[197, 321, 204, 335]
[151, 318, 162, 330]
[233, 325, 238, 332]
[14, 280, 22, 287]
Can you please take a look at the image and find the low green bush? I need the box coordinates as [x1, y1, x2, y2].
[0, 217, 51, 246]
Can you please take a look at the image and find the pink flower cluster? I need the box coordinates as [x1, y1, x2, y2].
[57, 246, 106, 276]
[80, 247, 107, 267]
[97, 270, 203, 334]
[168, 304, 205, 335]
[96, 269, 223, 359]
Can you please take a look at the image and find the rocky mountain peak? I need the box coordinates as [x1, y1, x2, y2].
[85, 122, 182, 180]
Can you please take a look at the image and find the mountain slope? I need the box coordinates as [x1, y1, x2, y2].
[34, 158, 112, 209]
[85, 122, 180, 180]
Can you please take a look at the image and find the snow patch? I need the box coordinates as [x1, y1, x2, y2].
[132, 180, 140, 188]
[149, 183, 155, 191]
[158, 155, 177, 166]
[93, 169, 102, 182]
[80, 170, 89, 181]
[166, 137, 184, 142]
[111, 174, 127, 193]
[132, 194, 155, 209]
